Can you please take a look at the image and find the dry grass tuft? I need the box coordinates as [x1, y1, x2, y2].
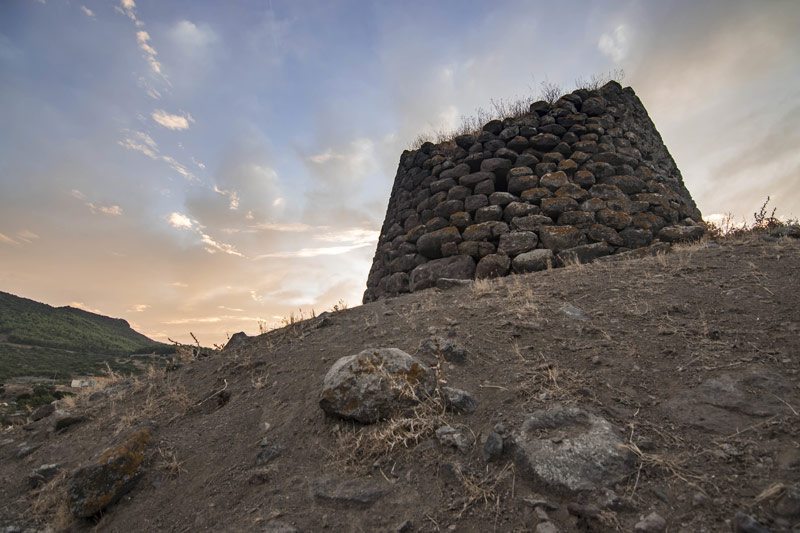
[27, 470, 72, 532]
[154, 445, 186, 478]
[451, 462, 515, 519]
[471, 277, 494, 297]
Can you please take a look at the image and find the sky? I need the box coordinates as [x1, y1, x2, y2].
[1, 0, 798, 346]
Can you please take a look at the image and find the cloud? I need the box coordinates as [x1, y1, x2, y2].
[164, 315, 263, 325]
[170, 282, 189, 288]
[72, 190, 123, 216]
[250, 221, 313, 232]
[168, 212, 194, 229]
[81, 6, 95, 18]
[598, 25, 629, 63]
[115, 0, 136, 21]
[93, 205, 123, 216]
[213, 186, 240, 210]
[134, 30, 164, 75]
[136, 31, 157, 56]
[152, 109, 194, 130]
[16, 230, 39, 243]
[117, 130, 197, 180]
[129, 304, 150, 312]
[161, 155, 195, 180]
[308, 149, 345, 164]
[199, 233, 243, 256]
[316, 228, 379, 245]
[218, 305, 244, 312]
[255, 242, 372, 259]
[171, 20, 217, 49]
[167, 212, 243, 257]
[69, 301, 103, 314]
[118, 130, 158, 159]
[0, 232, 19, 246]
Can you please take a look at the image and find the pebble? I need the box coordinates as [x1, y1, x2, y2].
[731, 513, 771, 533]
[634, 512, 666, 532]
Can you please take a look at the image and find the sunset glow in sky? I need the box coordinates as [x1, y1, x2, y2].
[1, 0, 798, 345]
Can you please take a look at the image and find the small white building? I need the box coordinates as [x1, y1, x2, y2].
[70, 379, 96, 388]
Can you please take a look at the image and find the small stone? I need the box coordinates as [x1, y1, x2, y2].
[311, 477, 389, 506]
[775, 486, 800, 517]
[27, 463, 60, 488]
[634, 512, 666, 533]
[535, 522, 559, 533]
[730, 513, 771, 533]
[396, 520, 412, 532]
[441, 387, 478, 414]
[436, 427, 470, 452]
[567, 502, 600, 518]
[692, 492, 710, 507]
[16, 443, 41, 458]
[419, 336, 469, 364]
[560, 304, 589, 321]
[256, 446, 282, 465]
[483, 431, 503, 462]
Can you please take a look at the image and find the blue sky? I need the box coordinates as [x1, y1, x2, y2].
[1, 0, 798, 345]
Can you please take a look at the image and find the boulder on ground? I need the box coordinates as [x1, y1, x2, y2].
[319, 348, 436, 423]
[66, 426, 153, 517]
[511, 407, 635, 494]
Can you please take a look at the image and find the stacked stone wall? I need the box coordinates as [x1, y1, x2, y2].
[363, 81, 704, 303]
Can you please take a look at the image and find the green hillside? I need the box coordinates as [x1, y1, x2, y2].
[0, 291, 157, 354]
[0, 291, 169, 382]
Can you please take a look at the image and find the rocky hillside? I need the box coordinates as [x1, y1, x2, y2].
[1, 234, 799, 532]
[0, 291, 165, 382]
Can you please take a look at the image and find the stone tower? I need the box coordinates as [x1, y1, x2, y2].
[363, 81, 703, 303]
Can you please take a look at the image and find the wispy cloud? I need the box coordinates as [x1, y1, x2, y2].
[0, 232, 19, 246]
[250, 221, 313, 232]
[16, 230, 39, 243]
[170, 281, 189, 288]
[599, 24, 629, 63]
[316, 228, 379, 245]
[161, 155, 195, 180]
[167, 212, 243, 257]
[118, 130, 158, 159]
[115, 0, 136, 21]
[152, 109, 194, 130]
[71, 190, 123, 216]
[213, 186, 240, 210]
[129, 304, 150, 312]
[69, 301, 103, 314]
[80, 6, 95, 18]
[165, 315, 262, 325]
[255, 243, 372, 259]
[199, 233, 243, 256]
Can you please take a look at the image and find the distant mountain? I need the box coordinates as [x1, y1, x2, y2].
[0, 291, 167, 382]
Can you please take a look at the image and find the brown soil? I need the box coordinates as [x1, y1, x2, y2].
[1, 236, 799, 532]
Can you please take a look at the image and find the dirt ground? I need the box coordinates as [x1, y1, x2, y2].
[1, 235, 799, 532]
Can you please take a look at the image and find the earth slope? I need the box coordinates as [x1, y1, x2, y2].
[1, 236, 799, 532]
